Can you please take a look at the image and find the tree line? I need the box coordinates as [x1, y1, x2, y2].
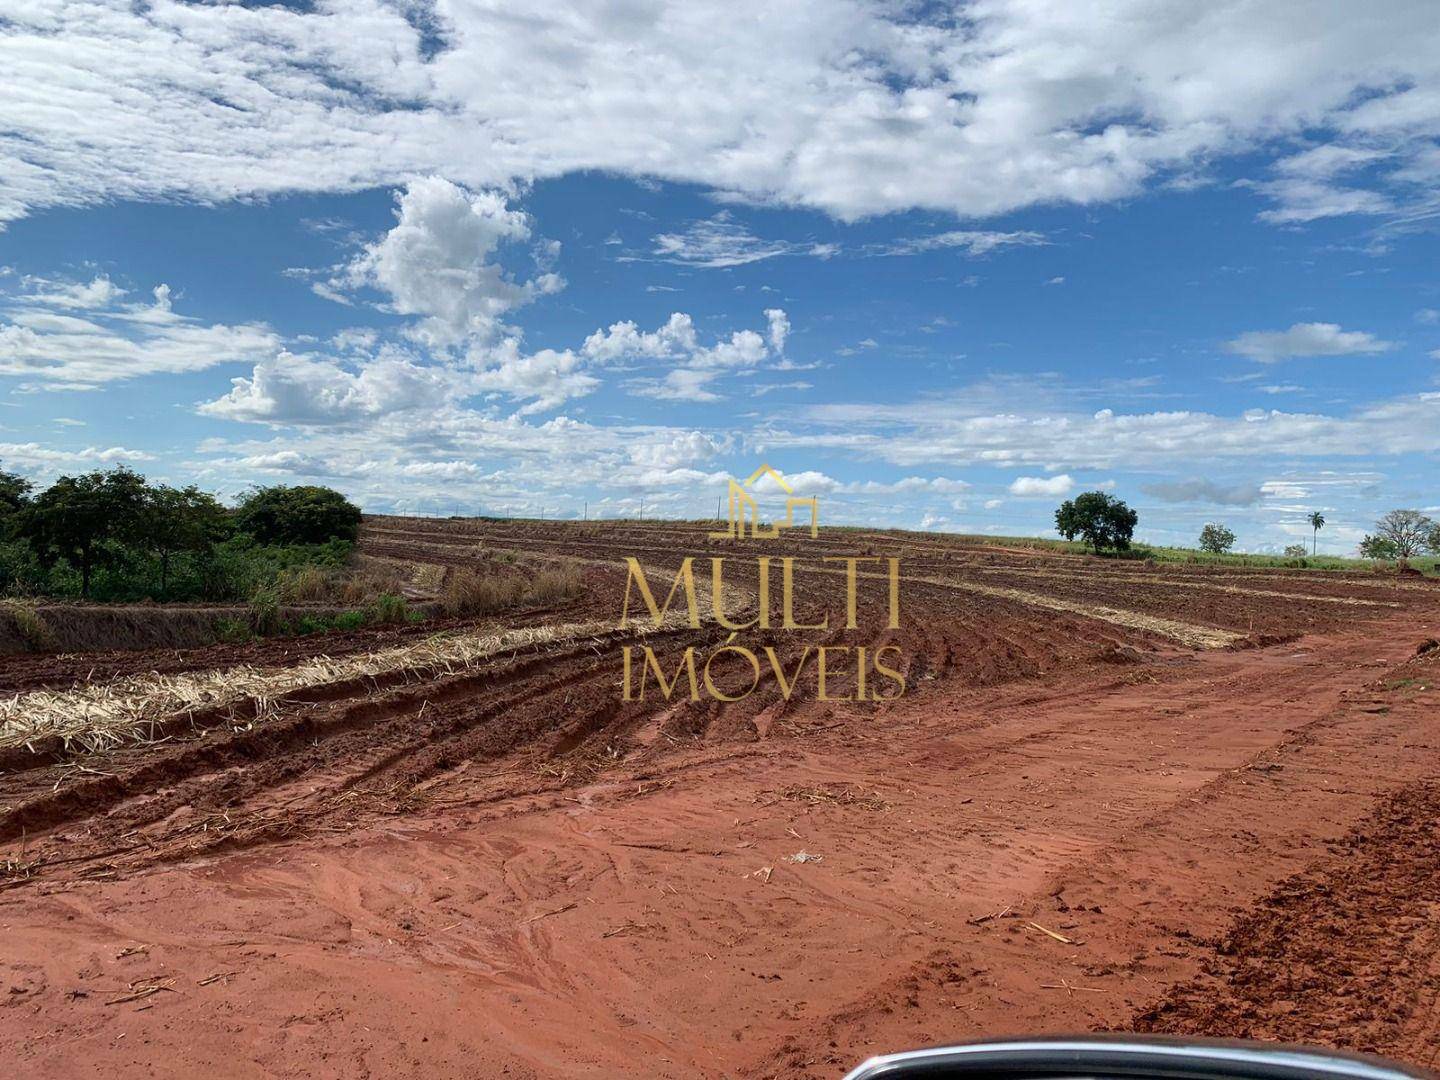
[1054, 490, 1440, 564]
[0, 466, 362, 601]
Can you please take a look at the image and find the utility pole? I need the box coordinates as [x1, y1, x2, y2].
[583, 499, 588, 521]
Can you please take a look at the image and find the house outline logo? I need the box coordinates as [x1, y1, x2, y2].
[709, 464, 819, 540]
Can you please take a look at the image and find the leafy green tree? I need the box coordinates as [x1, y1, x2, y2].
[1198, 522, 1237, 554]
[19, 466, 148, 597]
[1054, 492, 1138, 553]
[1359, 534, 1399, 560]
[1373, 509, 1436, 565]
[143, 484, 231, 594]
[0, 469, 33, 535]
[1283, 544, 1308, 558]
[1307, 511, 1325, 556]
[233, 485, 362, 545]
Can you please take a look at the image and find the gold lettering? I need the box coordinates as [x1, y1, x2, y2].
[620, 557, 699, 629]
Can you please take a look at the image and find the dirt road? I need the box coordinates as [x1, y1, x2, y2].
[5, 604, 1438, 1078]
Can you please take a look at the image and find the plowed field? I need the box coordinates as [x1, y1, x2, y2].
[3, 517, 1438, 1078]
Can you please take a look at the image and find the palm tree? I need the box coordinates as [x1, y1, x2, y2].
[1308, 511, 1325, 556]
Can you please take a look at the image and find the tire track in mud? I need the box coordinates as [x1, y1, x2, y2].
[5, 519, 1433, 892]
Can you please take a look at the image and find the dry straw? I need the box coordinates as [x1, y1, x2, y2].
[0, 618, 623, 757]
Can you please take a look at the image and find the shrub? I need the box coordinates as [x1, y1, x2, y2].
[275, 564, 339, 603]
[528, 566, 584, 605]
[440, 565, 584, 617]
[213, 617, 252, 644]
[233, 485, 362, 546]
[248, 586, 283, 636]
[365, 592, 410, 625]
[441, 569, 525, 616]
[2, 600, 54, 650]
[332, 610, 366, 631]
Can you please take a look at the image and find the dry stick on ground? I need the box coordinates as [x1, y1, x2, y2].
[1040, 977, 1108, 996]
[1028, 921, 1078, 944]
[522, 903, 578, 923]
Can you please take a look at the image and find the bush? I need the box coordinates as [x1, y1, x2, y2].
[247, 586, 283, 636]
[275, 564, 339, 603]
[529, 566, 583, 605]
[440, 565, 584, 617]
[213, 617, 252, 644]
[2, 600, 54, 650]
[233, 485, 362, 546]
[332, 611, 366, 631]
[442, 569, 525, 616]
[365, 592, 410, 625]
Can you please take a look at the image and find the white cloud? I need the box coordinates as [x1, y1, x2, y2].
[328, 177, 562, 346]
[199, 350, 453, 426]
[645, 214, 836, 267]
[751, 468, 838, 495]
[1223, 322, 1397, 362]
[764, 308, 790, 353]
[590, 310, 785, 402]
[781, 391, 1440, 472]
[468, 340, 598, 416]
[1416, 308, 1440, 325]
[874, 230, 1047, 257]
[5, 2, 1439, 226]
[582, 313, 699, 363]
[0, 440, 150, 473]
[0, 274, 278, 387]
[1009, 474, 1074, 497]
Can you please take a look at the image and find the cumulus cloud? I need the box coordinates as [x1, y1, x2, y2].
[1142, 478, 1265, 506]
[199, 351, 453, 426]
[469, 340, 598, 416]
[1223, 322, 1397, 362]
[4, 2, 1439, 226]
[588, 310, 786, 402]
[1009, 474, 1074, 497]
[330, 177, 562, 346]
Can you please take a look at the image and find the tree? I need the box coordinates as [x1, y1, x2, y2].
[1283, 544, 1308, 558]
[143, 484, 230, 594]
[233, 485, 362, 545]
[1055, 492, 1138, 553]
[1307, 511, 1325, 556]
[19, 466, 148, 597]
[1198, 522, 1237, 554]
[1373, 509, 1436, 565]
[1359, 534, 1399, 560]
[0, 469, 32, 536]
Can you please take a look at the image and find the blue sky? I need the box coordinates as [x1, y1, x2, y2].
[2, 1, 1439, 553]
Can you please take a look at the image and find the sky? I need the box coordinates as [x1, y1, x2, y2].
[2, 1, 1439, 554]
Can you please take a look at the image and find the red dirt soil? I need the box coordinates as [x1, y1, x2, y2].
[3, 518, 1439, 1078]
